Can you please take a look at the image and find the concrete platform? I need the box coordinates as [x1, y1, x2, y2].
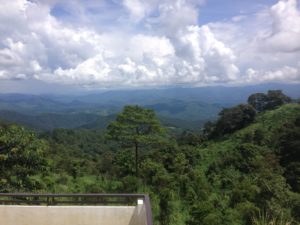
[0, 204, 147, 225]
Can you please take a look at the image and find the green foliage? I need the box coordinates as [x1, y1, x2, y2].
[0, 110, 105, 131]
[248, 90, 291, 112]
[276, 117, 300, 192]
[186, 103, 300, 225]
[106, 105, 166, 146]
[266, 90, 292, 110]
[112, 149, 136, 177]
[0, 123, 48, 191]
[211, 104, 256, 137]
[0, 94, 299, 225]
[106, 105, 167, 176]
[177, 130, 205, 146]
[248, 93, 269, 112]
[252, 210, 293, 225]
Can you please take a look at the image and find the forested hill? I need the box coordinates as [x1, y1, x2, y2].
[0, 111, 101, 131]
[0, 90, 299, 225]
[1, 83, 299, 132]
[0, 110, 204, 131]
[0, 97, 223, 131]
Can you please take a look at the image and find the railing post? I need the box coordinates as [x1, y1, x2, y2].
[144, 195, 153, 225]
[137, 198, 144, 205]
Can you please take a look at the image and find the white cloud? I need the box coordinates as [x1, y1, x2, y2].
[128, 35, 175, 61]
[146, 0, 199, 34]
[37, 25, 239, 87]
[176, 25, 239, 82]
[245, 65, 300, 83]
[122, 0, 204, 25]
[208, 0, 300, 84]
[260, 0, 300, 52]
[122, 0, 148, 22]
[0, 0, 299, 89]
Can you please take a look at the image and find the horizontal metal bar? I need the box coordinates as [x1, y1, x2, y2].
[0, 200, 131, 204]
[0, 200, 47, 204]
[53, 200, 131, 204]
[0, 193, 144, 206]
[0, 193, 146, 198]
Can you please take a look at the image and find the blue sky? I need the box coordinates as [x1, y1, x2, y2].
[198, 0, 278, 24]
[0, 0, 299, 93]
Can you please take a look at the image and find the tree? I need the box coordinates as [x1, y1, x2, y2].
[203, 121, 216, 138]
[106, 105, 166, 176]
[277, 117, 300, 192]
[247, 93, 269, 112]
[265, 90, 291, 110]
[178, 130, 205, 146]
[213, 104, 256, 136]
[0, 123, 48, 191]
[248, 90, 291, 112]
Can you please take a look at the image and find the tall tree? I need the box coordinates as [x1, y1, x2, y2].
[214, 104, 256, 136]
[0, 123, 48, 191]
[265, 90, 291, 110]
[106, 105, 166, 176]
[247, 93, 269, 112]
[248, 90, 291, 112]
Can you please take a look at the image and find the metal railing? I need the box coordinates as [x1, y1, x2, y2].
[0, 193, 153, 225]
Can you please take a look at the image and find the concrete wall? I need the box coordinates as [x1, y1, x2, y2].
[0, 205, 147, 225]
[131, 201, 147, 225]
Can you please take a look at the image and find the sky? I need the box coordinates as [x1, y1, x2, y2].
[0, 0, 300, 93]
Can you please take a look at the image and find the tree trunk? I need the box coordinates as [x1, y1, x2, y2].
[135, 142, 139, 177]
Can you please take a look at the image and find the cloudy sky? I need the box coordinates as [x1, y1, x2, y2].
[0, 0, 300, 93]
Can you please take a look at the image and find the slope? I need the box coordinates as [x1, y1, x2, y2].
[187, 103, 300, 224]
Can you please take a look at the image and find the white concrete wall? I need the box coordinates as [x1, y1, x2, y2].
[0, 205, 147, 225]
[131, 200, 147, 225]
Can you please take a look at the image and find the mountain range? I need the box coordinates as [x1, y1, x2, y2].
[0, 83, 299, 131]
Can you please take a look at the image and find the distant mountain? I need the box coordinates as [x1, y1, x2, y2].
[0, 110, 101, 131]
[0, 93, 121, 115]
[0, 83, 298, 131]
[144, 100, 224, 121]
[73, 83, 300, 105]
[2, 83, 299, 107]
[0, 94, 66, 113]
[0, 110, 205, 132]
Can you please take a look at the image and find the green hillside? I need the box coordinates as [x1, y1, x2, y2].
[0, 110, 101, 131]
[185, 104, 300, 224]
[145, 101, 224, 121]
[0, 109, 205, 132]
[0, 95, 225, 131]
[0, 99, 299, 224]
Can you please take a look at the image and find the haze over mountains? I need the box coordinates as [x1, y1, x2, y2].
[0, 83, 299, 131]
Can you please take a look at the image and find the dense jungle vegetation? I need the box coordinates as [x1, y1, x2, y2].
[0, 90, 299, 225]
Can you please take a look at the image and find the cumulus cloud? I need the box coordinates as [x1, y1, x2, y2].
[146, 0, 201, 34]
[247, 0, 300, 82]
[259, 0, 300, 52]
[208, 0, 300, 84]
[122, 0, 204, 24]
[38, 24, 240, 87]
[122, 0, 149, 22]
[245, 64, 300, 83]
[0, 0, 299, 88]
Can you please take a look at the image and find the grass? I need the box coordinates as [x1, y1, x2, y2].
[252, 211, 294, 225]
